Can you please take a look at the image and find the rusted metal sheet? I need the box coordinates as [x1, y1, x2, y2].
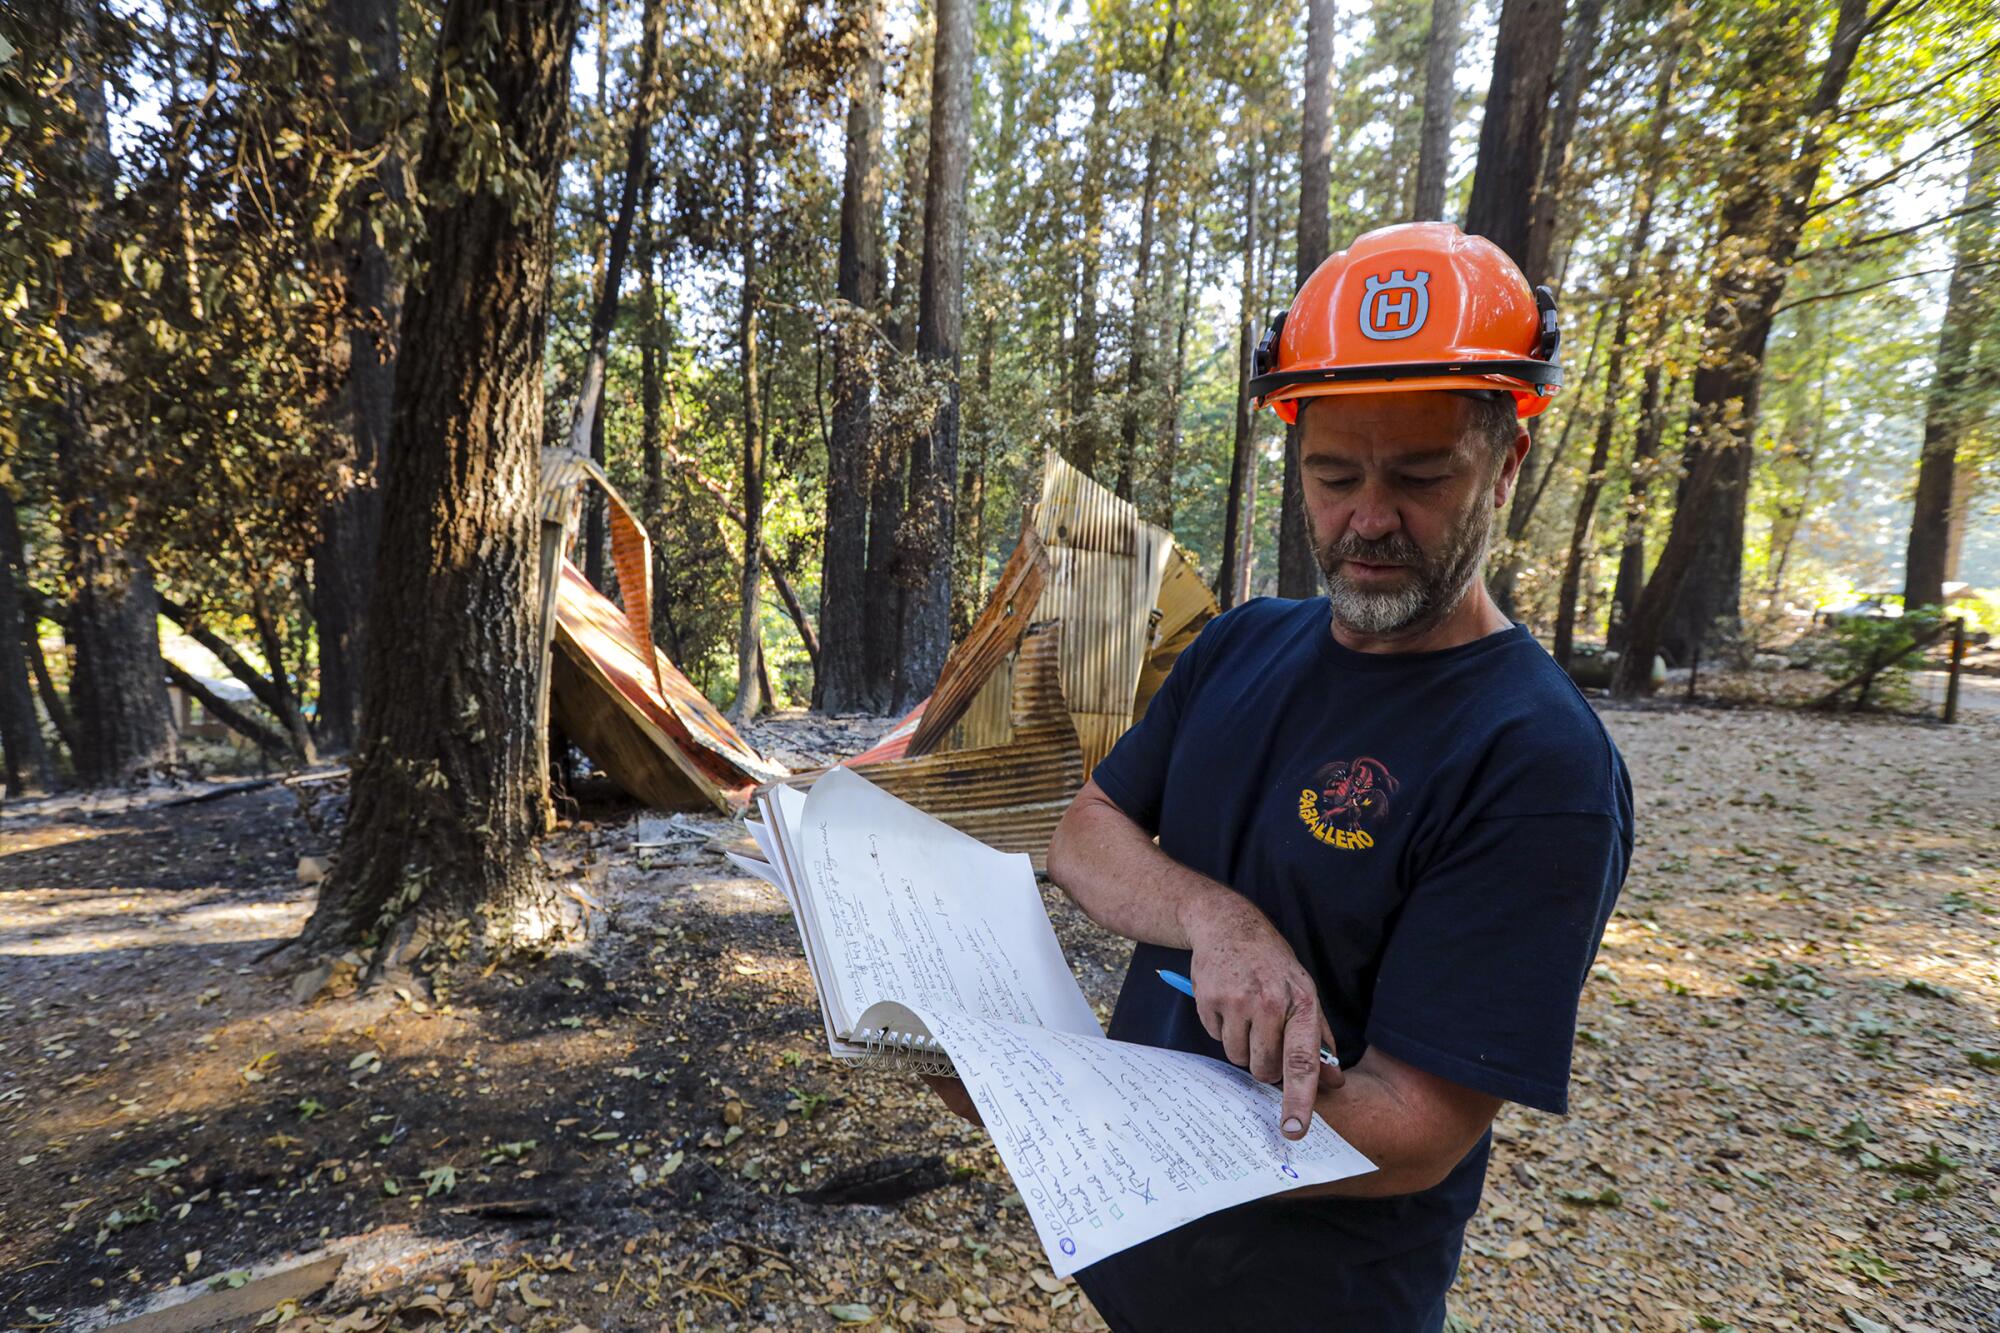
[808, 622, 1083, 869]
[907, 518, 1051, 757]
[1132, 542, 1219, 721]
[553, 560, 787, 809]
[542, 448, 788, 812]
[1031, 453, 1175, 774]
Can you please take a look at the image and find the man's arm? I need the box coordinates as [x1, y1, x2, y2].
[1048, 780, 1500, 1194]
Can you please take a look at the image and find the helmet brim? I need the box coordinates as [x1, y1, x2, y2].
[1261, 374, 1555, 423]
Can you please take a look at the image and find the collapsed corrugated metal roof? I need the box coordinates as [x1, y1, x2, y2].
[832, 451, 1218, 862]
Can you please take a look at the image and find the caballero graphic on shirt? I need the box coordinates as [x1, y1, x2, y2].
[1298, 757, 1400, 850]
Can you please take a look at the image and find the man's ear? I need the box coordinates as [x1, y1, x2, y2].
[1492, 426, 1531, 508]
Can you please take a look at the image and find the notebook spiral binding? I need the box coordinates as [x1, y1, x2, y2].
[855, 1026, 957, 1078]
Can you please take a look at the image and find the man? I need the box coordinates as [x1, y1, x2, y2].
[937, 222, 1633, 1330]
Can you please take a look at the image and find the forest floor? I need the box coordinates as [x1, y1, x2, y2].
[2, 700, 1997, 1333]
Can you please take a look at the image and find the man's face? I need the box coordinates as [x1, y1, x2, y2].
[1295, 391, 1529, 637]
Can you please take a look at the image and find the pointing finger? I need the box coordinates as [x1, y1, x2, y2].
[1279, 990, 1322, 1141]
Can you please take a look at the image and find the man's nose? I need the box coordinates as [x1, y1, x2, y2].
[1346, 485, 1401, 541]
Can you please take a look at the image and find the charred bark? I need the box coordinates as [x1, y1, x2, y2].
[732, 114, 769, 722]
[1278, 0, 1337, 600]
[818, 2, 885, 714]
[1412, 0, 1462, 221]
[1218, 143, 1262, 609]
[1462, 0, 1563, 269]
[313, 0, 407, 754]
[890, 0, 972, 712]
[1521, 0, 1604, 289]
[0, 489, 55, 793]
[297, 0, 581, 956]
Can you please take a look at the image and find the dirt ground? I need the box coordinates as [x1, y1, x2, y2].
[2, 701, 1996, 1333]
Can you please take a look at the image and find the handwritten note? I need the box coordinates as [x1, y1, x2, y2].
[911, 1007, 1377, 1276]
[795, 767, 1100, 1041]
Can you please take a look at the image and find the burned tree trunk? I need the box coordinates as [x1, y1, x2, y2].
[0, 489, 54, 793]
[1070, 61, 1111, 479]
[1412, 0, 1462, 221]
[1218, 142, 1262, 609]
[890, 0, 972, 712]
[55, 4, 175, 786]
[1521, 0, 1604, 289]
[818, 1, 885, 714]
[565, 0, 665, 461]
[1462, 0, 1563, 269]
[312, 0, 407, 754]
[1116, 5, 1179, 502]
[296, 0, 581, 957]
[732, 114, 769, 722]
[1277, 0, 1335, 600]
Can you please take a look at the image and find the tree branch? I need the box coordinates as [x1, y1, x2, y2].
[162, 660, 290, 755]
[1773, 256, 2000, 315]
[1840, 37, 2000, 119]
[1810, 106, 2000, 216]
[156, 594, 308, 758]
[1797, 195, 2000, 260]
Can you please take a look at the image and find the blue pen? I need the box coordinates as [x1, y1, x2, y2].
[1156, 969, 1341, 1068]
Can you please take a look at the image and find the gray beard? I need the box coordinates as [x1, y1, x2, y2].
[1315, 513, 1492, 638]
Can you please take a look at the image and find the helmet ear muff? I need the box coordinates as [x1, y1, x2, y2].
[1253, 312, 1287, 382]
[1533, 285, 1561, 363]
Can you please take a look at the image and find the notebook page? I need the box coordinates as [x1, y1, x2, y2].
[795, 767, 1099, 1040]
[873, 1002, 1376, 1277]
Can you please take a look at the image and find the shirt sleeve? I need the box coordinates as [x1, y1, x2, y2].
[1086, 624, 1212, 835]
[1363, 812, 1628, 1115]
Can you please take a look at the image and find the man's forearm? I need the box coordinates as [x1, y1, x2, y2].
[1285, 1052, 1497, 1199]
[1046, 782, 1250, 947]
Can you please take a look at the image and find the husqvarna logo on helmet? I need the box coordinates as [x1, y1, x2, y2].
[1359, 269, 1431, 341]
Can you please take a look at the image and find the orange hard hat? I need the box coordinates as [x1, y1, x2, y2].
[1249, 221, 1563, 423]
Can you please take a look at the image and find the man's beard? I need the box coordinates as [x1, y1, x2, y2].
[1311, 506, 1492, 637]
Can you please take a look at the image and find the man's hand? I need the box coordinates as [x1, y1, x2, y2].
[1183, 892, 1344, 1140]
[922, 1074, 983, 1127]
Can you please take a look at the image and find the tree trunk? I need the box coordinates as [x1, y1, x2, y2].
[890, 0, 972, 712]
[1278, 0, 1337, 600]
[1551, 37, 1677, 668]
[1615, 0, 1880, 694]
[1070, 59, 1112, 478]
[55, 8, 176, 786]
[731, 116, 768, 723]
[1488, 299, 1609, 614]
[1607, 241, 1679, 652]
[565, 0, 665, 464]
[1462, 0, 1564, 269]
[1156, 231, 1195, 529]
[0, 489, 55, 793]
[1117, 5, 1179, 502]
[312, 0, 406, 755]
[1521, 0, 1604, 289]
[865, 51, 928, 709]
[1412, 0, 1461, 221]
[1902, 133, 1997, 610]
[1943, 459, 1978, 584]
[298, 0, 581, 956]
[818, 0, 885, 714]
[1218, 142, 1261, 609]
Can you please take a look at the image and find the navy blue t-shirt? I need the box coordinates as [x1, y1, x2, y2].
[1075, 596, 1632, 1332]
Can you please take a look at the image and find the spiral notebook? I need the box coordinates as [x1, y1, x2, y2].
[728, 767, 1378, 1277]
